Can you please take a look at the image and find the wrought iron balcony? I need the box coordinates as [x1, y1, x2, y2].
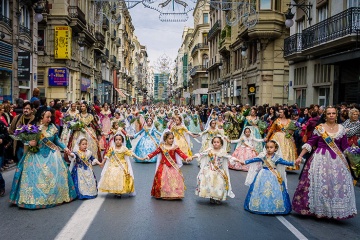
[284, 33, 302, 57]
[102, 17, 109, 30]
[116, 37, 121, 47]
[105, 48, 110, 57]
[302, 7, 360, 50]
[191, 43, 209, 56]
[111, 30, 117, 40]
[190, 65, 207, 76]
[110, 55, 116, 64]
[19, 25, 31, 37]
[68, 6, 86, 25]
[95, 31, 105, 44]
[0, 14, 12, 29]
[208, 20, 221, 40]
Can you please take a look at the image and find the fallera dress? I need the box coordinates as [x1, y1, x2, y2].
[241, 116, 264, 154]
[170, 125, 193, 157]
[188, 113, 202, 134]
[60, 109, 78, 146]
[98, 146, 135, 195]
[133, 125, 162, 163]
[147, 144, 188, 199]
[229, 136, 263, 171]
[9, 124, 77, 209]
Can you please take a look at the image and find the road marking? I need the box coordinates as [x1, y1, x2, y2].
[193, 138, 200, 143]
[276, 216, 308, 240]
[55, 194, 106, 240]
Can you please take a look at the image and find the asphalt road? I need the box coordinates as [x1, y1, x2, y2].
[1, 138, 360, 240]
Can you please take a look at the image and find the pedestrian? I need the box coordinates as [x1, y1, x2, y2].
[69, 138, 100, 199]
[242, 140, 299, 215]
[144, 130, 191, 199]
[292, 106, 357, 219]
[29, 88, 40, 103]
[0, 119, 9, 196]
[191, 136, 239, 204]
[99, 134, 142, 197]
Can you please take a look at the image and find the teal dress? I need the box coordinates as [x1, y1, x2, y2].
[188, 114, 202, 134]
[9, 124, 77, 209]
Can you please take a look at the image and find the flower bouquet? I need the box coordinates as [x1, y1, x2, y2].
[154, 121, 160, 129]
[257, 120, 268, 135]
[12, 124, 41, 153]
[236, 115, 244, 124]
[62, 114, 73, 124]
[68, 119, 86, 132]
[345, 145, 360, 179]
[193, 116, 198, 127]
[184, 119, 190, 127]
[223, 122, 233, 131]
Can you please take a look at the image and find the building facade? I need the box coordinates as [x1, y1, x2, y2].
[284, 0, 360, 106]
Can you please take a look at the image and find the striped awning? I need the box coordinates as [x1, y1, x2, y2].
[114, 88, 126, 98]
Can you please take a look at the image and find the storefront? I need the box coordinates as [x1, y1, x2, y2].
[0, 41, 13, 103]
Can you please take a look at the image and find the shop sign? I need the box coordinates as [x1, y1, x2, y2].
[54, 26, 72, 59]
[48, 68, 68, 86]
[248, 84, 256, 95]
[18, 51, 31, 81]
[81, 77, 91, 92]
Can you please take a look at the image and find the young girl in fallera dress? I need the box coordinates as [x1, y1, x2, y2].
[69, 138, 100, 200]
[241, 140, 300, 215]
[191, 136, 240, 205]
[144, 130, 191, 200]
[99, 134, 142, 197]
[228, 127, 264, 171]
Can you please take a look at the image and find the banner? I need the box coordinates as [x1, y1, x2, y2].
[54, 26, 71, 59]
[48, 68, 68, 86]
[18, 52, 31, 81]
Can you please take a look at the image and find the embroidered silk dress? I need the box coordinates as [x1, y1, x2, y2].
[147, 144, 188, 199]
[155, 113, 168, 133]
[267, 119, 298, 170]
[99, 146, 135, 195]
[60, 109, 79, 146]
[199, 128, 228, 153]
[9, 124, 77, 209]
[69, 150, 98, 199]
[292, 124, 357, 219]
[67, 113, 102, 162]
[170, 125, 193, 157]
[188, 113, 202, 134]
[241, 116, 264, 154]
[99, 109, 112, 136]
[244, 154, 294, 215]
[133, 126, 161, 163]
[194, 149, 237, 201]
[229, 136, 263, 171]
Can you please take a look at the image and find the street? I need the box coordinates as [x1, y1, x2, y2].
[1, 138, 360, 240]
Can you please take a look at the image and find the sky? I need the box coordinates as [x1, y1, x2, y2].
[129, 4, 194, 68]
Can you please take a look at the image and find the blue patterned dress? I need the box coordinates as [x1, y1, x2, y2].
[69, 150, 98, 199]
[133, 126, 161, 163]
[188, 114, 202, 134]
[244, 154, 294, 215]
[9, 124, 77, 209]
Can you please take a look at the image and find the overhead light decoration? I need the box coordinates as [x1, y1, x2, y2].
[225, 1, 258, 27]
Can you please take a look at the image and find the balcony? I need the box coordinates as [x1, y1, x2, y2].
[301, 7, 360, 55]
[190, 65, 207, 77]
[208, 20, 221, 41]
[68, 6, 86, 32]
[94, 31, 105, 52]
[111, 30, 117, 40]
[105, 48, 109, 58]
[283, 33, 304, 60]
[116, 37, 121, 47]
[0, 14, 12, 29]
[19, 25, 31, 38]
[191, 43, 209, 56]
[110, 55, 116, 65]
[117, 61, 121, 69]
[219, 26, 231, 55]
[102, 17, 109, 31]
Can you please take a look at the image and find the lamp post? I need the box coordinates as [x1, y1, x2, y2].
[284, 3, 313, 28]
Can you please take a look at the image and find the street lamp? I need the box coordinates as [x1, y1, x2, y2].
[241, 45, 248, 57]
[34, 2, 45, 22]
[284, 3, 313, 28]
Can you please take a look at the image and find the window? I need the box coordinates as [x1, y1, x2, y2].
[296, 89, 306, 107]
[348, 0, 360, 7]
[294, 67, 307, 86]
[318, 4, 328, 22]
[203, 13, 209, 24]
[0, 0, 9, 17]
[202, 54, 209, 67]
[203, 33, 208, 45]
[297, 19, 304, 33]
[37, 29, 45, 51]
[20, 7, 30, 28]
[274, 0, 281, 11]
[314, 64, 331, 84]
[318, 87, 330, 106]
[260, 0, 271, 10]
[248, 42, 257, 66]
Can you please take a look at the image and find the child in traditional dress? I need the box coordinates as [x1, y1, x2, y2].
[191, 136, 239, 205]
[228, 127, 264, 171]
[242, 140, 300, 215]
[98, 134, 142, 197]
[144, 130, 191, 200]
[69, 138, 100, 200]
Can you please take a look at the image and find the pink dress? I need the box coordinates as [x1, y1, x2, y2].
[229, 136, 263, 171]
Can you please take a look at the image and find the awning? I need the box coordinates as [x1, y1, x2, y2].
[114, 88, 126, 98]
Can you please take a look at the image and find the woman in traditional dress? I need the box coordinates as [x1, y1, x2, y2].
[243, 140, 299, 215]
[216, 114, 225, 130]
[131, 117, 162, 163]
[67, 103, 102, 162]
[188, 109, 202, 134]
[99, 134, 142, 197]
[144, 130, 191, 199]
[99, 103, 112, 137]
[10, 110, 77, 209]
[292, 106, 357, 220]
[199, 119, 228, 153]
[241, 108, 265, 154]
[155, 108, 168, 133]
[191, 136, 239, 204]
[342, 108, 360, 147]
[223, 110, 240, 140]
[229, 127, 264, 171]
[60, 102, 79, 146]
[170, 115, 198, 158]
[69, 138, 100, 200]
[265, 108, 298, 170]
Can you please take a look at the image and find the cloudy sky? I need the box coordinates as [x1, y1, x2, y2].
[129, 3, 194, 67]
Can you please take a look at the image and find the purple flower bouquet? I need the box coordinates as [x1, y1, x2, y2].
[12, 124, 41, 153]
[345, 146, 360, 178]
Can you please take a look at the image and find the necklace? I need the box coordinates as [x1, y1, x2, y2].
[326, 123, 336, 130]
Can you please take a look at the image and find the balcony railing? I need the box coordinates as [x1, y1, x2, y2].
[208, 20, 221, 40]
[190, 65, 207, 76]
[95, 31, 105, 44]
[284, 33, 302, 57]
[111, 30, 117, 40]
[68, 6, 87, 25]
[110, 55, 116, 64]
[191, 43, 209, 56]
[102, 17, 109, 30]
[19, 25, 31, 37]
[0, 14, 12, 29]
[302, 7, 360, 50]
[116, 37, 121, 47]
